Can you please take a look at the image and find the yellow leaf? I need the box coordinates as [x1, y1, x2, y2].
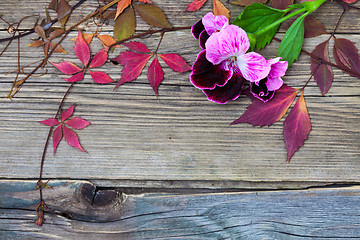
[114, 7, 136, 41]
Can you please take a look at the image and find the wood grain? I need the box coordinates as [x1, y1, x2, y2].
[0, 0, 359, 187]
[1, 180, 360, 239]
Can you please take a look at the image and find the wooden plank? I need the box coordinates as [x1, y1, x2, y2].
[1, 180, 360, 239]
[0, 0, 359, 186]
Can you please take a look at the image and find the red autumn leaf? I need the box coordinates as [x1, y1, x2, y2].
[271, 0, 294, 9]
[61, 104, 75, 121]
[65, 117, 90, 130]
[64, 71, 85, 82]
[186, 0, 207, 11]
[112, 51, 150, 66]
[89, 71, 114, 84]
[89, 48, 108, 68]
[333, 38, 360, 78]
[304, 16, 327, 38]
[40, 118, 59, 126]
[147, 56, 164, 95]
[74, 30, 90, 66]
[138, 0, 152, 3]
[53, 125, 63, 153]
[342, 0, 358, 3]
[213, 0, 230, 19]
[63, 125, 85, 152]
[231, 85, 297, 127]
[122, 41, 151, 53]
[114, 53, 152, 89]
[158, 53, 192, 73]
[115, 0, 132, 19]
[283, 93, 311, 162]
[49, 61, 82, 74]
[311, 40, 333, 95]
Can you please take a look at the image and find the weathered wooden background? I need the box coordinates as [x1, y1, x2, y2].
[0, 0, 359, 238]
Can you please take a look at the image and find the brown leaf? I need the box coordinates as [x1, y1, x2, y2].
[114, 7, 136, 41]
[304, 16, 326, 38]
[134, 4, 172, 28]
[35, 26, 46, 39]
[271, 0, 294, 9]
[213, 0, 230, 19]
[57, 0, 72, 27]
[231, 0, 268, 6]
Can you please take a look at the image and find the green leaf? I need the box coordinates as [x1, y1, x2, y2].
[277, 14, 305, 66]
[232, 3, 285, 50]
[113, 6, 136, 41]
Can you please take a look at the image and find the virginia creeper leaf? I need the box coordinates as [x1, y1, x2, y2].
[65, 117, 90, 129]
[74, 31, 90, 66]
[96, 34, 120, 48]
[49, 61, 82, 74]
[304, 16, 326, 38]
[311, 40, 333, 95]
[49, 29, 64, 40]
[63, 125, 86, 152]
[283, 93, 311, 162]
[114, 7, 136, 41]
[112, 51, 150, 66]
[89, 49, 108, 68]
[114, 54, 152, 88]
[186, 0, 207, 11]
[134, 4, 172, 28]
[272, 0, 294, 9]
[147, 56, 164, 95]
[277, 14, 305, 65]
[35, 26, 46, 39]
[40, 118, 59, 126]
[57, 0, 71, 27]
[333, 38, 360, 78]
[122, 41, 151, 53]
[342, 0, 358, 3]
[62, 104, 75, 121]
[64, 71, 85, 82]
[53, 125, 63, 153]
[213, 0, 230, 19]
[139, 0, 153, 3]
[231, 85, 297, 127]
[158, 53, 192, 73]
[89, 71, 114, 84]
[231, 0, 267, 6]
[233, 3, 286, 50]
[27, 40, 45, 48]
[115, 0, 131, 19]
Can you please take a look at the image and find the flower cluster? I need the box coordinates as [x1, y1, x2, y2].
[190, 13, 288, 103]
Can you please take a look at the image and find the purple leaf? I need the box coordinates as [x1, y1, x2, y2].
[333, 38, 360, 78]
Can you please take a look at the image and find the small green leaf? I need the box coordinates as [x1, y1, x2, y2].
[232, 3, 285, 50]
[277, 14, 305, 66]
[113, 7, 136, 41]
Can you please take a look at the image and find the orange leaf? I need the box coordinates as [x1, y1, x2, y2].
[115, 0, 131, 20]
[71, 33, 94, 45]
[96, 34, 121, 48]
[27, 40, 45, 48]
[213, 0, 230, 19]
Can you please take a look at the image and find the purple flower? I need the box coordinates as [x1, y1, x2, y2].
[190, 24, 271, 104]
[250, 57, 288, 102]
[191, 12, 228, 49]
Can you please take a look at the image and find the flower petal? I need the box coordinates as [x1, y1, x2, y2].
[268, 58, 288, 78]
[205, 25, 249, 65]
[40, 118, 59, 126]
[203, 75, 245, 104]
[89, 71, 113, 84]
[49, 61, 82, 74]
[53, 125, 63, 153]
[62, 125, 86, 152]
[266, 76, 283, 91]
[64, 71, 85, 82]
[89, 48, 108, 68]
[61, 104, 75, 122]
[190, 50, 232, 89]
[74, 30, 90, 66]
[65, 117, 90, 129]
[202, 12, 228, 36]
[237, 52, 271, 82]
[191, 19, 205, 39]
[250, 80, 275, 103]
[199, 30, 209, 49]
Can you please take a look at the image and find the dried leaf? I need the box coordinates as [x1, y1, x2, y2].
[134, 4, 172, 28]
[115, 0, 131, 19]
[186, 0, 207, 11]
[122, 41, 151, 53]
[304, 16, 326, 38]
[231, 85, 297, 127]
[213, 0, 230, 19]
[27, 40, 45, 48]
[231, 0, 267, 6]
[114, 7, 136, 41]
[283, 93, 311, 162]
[35, 26, 46, 39]
[158, 53, 191, 73]
[63, 125, 86, 152]
[48, 0, 58, 11]
[311, 40, 333, 95]
[49, 29, 64, 40]
[333, 38, 360, 78]
[147, 56, 164, 95]
[74, 31, 90, 66]
[96, 34, 120, 48]
[57, 0, 71, 27]
[271, 0, 294, 9]
[49, 61, 82, 74]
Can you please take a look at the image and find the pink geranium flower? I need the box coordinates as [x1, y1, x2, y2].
[190, 24, 271, 104]
[250, 57, 288, 102]
[191, 12, 228, 49]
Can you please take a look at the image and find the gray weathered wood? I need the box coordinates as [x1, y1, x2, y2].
[1, 180, 360, 239]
